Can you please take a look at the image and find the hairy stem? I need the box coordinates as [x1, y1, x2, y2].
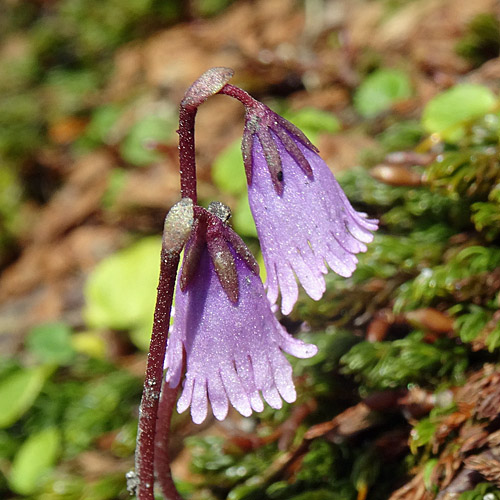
[155, 382, 182, 500]
[178, 106, 198, 203]
[218, 83, 258, 108]
[135, 249, 180, 500]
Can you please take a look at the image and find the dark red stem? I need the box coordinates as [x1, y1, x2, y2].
[178, 106, 198, 203]
[218, 83, 258, 107]
[135, 249, 180, 500]
[155, 382, 182, 500]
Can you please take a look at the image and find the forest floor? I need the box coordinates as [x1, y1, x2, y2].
[1, 0, 500, 499]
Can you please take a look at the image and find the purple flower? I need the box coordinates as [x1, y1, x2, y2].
[165, 205, 317, 424]
[242, 104, 378, 315]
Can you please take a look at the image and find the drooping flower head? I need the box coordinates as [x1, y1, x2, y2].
[165, 202, 317, 424]
[239, 98, 378, 315]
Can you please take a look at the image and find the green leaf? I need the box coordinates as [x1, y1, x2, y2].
[377, 120, 424, 151]
[84, 104, 123, 145]
[120, 115, 175, 166]
[458, 482, 500, 499]
[422, 84, 497, 142]
[212, 139, 247, 195]
[84, 237, 161, 349]
[44, 69, 100, 117]
[63, 371, 141, 456]
[354, 68, 412, 117]
[0, 365, 52, 428]
[341, 332, 467, 390]
[422, 459, 439, 491]
[26, 322, 76, 365]
[288, 491, 341, 500]
[101, 168, 128, 209]
[410, 419, 437, 452]
[196, 0, 232, 17]
[284, 107, 341, 141]
[232, 193, 257, 238]
[454, 305, 490, 343]
[486, 322, 500, 352]
[9, 427, 60, 495]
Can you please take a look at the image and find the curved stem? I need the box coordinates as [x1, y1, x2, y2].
[218, 83, 258, 108]
[178, 67, 234, 203]
[135, 249, 180, 500]
[155, 382, 182, 500]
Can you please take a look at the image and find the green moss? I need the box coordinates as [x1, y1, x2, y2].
[341, 332, 467, 391]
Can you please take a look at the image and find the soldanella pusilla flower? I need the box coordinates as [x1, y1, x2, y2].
[133, 67, 377, 500]
[165, 202, 317, 424]
[220, 84, 379, 315]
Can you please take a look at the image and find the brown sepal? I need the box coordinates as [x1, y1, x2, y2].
[257, 128, 284, 195]
[179, 219, 203, 292]
[223, 227, 259, 276]
[273, 126, 313, 179]
[207, 224, 239, 303]
[274, 114, 319, 153]
[241, 125, 254, 185]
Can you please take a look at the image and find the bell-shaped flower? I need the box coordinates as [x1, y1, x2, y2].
[241, 102, 378, 315]
[165, 204, 317, 424]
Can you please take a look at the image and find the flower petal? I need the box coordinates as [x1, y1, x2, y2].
[166, 239, 317, 423]
[247, 123, 378, 314]
[177, 374, 195, 414]
[235, 355, 264, 412]
[220, 362, 252, 417]
[191, 378, 208, 424]
[207, 371, 229, 421]
[269, 347, 296, 403]
[251, 354, 282, 409]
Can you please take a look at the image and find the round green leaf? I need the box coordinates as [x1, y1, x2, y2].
[354, 68, 413, 118]
[84, 237, 161, 339]
[84, 104, 122, 145]
[284, 107, 341, 140]
[120, 115, 175, 166]
[422, 83, 497, 142]
[26, 322, 76, 365]
[0, 365, 53, 428]
[232, 193, 257, 238]
[212, 139, 247, 196]
[9, 427, 60, 495]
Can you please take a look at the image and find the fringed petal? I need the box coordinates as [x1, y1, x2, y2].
[247, 117, 378, 314]
[166, 242, 317, 424]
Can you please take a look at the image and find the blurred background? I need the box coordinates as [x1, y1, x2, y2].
[1, 0, 500, 499]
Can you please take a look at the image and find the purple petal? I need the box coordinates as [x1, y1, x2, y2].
[177, 375, 194, 414]
[252, 353, 283, 409]
[220, 362, 252, 417]
[207, 371, 229, 421]
[248, 130, 377, 314]
[234, 355, 264, 413]
[191, 378, 208, 424]
[269, 348, 296, 403]
[166, 243, 317, 423]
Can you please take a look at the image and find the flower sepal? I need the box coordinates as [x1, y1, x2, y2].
[162, 198, 194, 255]
[242, 101, 317, 194]
[179, 202, 259, 304]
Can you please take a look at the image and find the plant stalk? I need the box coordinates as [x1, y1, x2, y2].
[218, 83, 257, 108]
[178, 106, 198, 203]
[155, 382, 182, 500]
[135, 249, 180, 500]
